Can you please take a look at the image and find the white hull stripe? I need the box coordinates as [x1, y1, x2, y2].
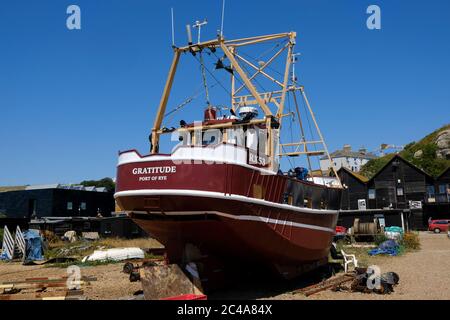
[117, 150, 277, 176]
[115, 189, 338, 215]
[131, 210, 335, 233]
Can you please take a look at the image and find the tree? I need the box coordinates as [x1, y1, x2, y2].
[80, 178, 115, 192]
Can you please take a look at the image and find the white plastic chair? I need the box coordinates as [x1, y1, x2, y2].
[341, 250, 358, 273]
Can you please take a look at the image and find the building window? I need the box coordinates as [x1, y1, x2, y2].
[368, 189, 376, 200]
[397, 188, 404, 196]
[67, 202, 73, 210]
[426, 186, 435, 195]
[80, 202, 87, 210]
[438, 184, 446, 194]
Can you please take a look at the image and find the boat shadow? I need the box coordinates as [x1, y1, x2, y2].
[208, 263, 343, 300]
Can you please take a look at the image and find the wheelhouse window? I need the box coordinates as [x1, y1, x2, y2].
[202, 129, 222, 146]
[226, 127, 245, 146]
[177, 131, 192, 146]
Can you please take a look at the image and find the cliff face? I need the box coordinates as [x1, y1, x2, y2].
[361, 124, 450, 178]
[435, 129, 450, 160]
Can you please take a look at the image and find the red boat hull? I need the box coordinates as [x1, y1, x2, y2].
[117, 193, 337, 278]
[115, 151, 340, 279]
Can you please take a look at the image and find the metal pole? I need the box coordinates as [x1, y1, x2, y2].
[171, 8, 175, 47]
[220, 0, 226, 37]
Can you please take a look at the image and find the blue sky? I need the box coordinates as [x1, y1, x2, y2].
[0, 0, 449, 185]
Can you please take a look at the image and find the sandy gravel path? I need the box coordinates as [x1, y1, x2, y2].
[276, 232, 450, 300]
[1, 232, 448, 300]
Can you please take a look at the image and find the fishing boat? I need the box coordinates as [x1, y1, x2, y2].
[115, 27, 342, 281]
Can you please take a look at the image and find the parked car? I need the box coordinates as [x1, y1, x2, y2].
[335, 226, 347, 235]
[428, 219, 450, 233]
[333, 226, 347, 241]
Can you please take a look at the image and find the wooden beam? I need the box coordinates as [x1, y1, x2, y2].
[233, 97, 280, 108]
[230, 47, 236, 111]
[161, 118, 267, 134]
[228, 34, 292, 47]
[276, 43, 293, 118]
[280, 140, 323, 147]
[234, 54, 284, 87]
[220, 42, 272, 116]
[224, 33, 291, 45]
[176, 33, 293, 53]
[234, 43, 288, 95]
[151, 50, 181, 153]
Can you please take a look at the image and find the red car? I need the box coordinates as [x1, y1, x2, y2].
[428, 219, 450, 233]
[335, 226, 347, 235]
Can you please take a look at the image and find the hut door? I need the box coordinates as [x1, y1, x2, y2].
[28, 199, 37, 217]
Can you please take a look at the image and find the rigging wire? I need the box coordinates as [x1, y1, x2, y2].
[163, 51, 234, 127]
[254, 39, 284, 62]
[238, 41, 286, 79]
[199, 51, 211, 106]
[240, 61, 267, 93]
[281, 145, 294, 169]
[208, 48, 247, 92]
[192, 53, 232, 96]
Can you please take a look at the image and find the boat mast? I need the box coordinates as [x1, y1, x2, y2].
[150, 32, 294, 154]
[149, 31, 342, 187]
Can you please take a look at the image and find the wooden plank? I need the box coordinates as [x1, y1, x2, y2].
[2, 276, 96, 285]
[1, 281, 88, 290]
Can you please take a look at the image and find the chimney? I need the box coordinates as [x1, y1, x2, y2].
[343, 144, 351, 153]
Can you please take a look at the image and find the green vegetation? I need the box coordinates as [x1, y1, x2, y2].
[45, 259, 122, 269]
[399, 232, 421, 251]
[374, 234, 389, 246]
[360, 154, 395, 179]
[360, 124, 450, 178]
[80, 177, 115, 192]
[42, 237, 162, 268]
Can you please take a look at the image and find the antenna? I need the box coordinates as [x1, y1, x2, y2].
[171, 8, 175, 47]
[186, 24, 193, 45]
[193, 19, 208, 44]
[220, 0, 226, 37]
